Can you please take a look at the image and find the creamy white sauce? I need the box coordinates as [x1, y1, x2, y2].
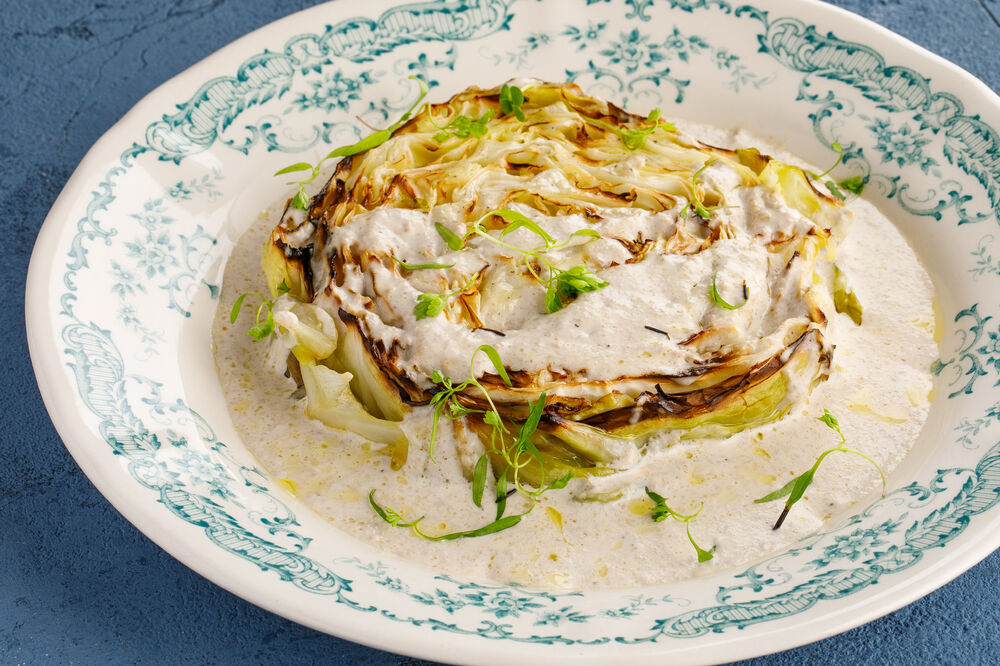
[320, 161, 826, 388]
[212, 125, 936, 590]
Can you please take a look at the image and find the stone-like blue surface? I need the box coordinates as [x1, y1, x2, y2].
[4, 1, 999, 663]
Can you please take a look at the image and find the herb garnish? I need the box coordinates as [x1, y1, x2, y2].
[837, 174, 866, 196]
[806, 142, 866, 200]
[755, 409, 886, 530]
[393, 256, 455, 271]
[369, 347, 573, 541]
[414, 272, 480, 320]
[583, 108, 675, 150]
[413, 292, 449, 319]
[275, 77, 430, 210]
[431, 208, 606, 315]
[426, 349, 571, 499]
[644, 487, 715, 562]
[229, 282, 287, 341]
[369, 490, 526, 540]
[472, 453, 489, 508]
[426, 344, 513, 460]
[544, 265, 609, 313]
[688, 161, 715, 219]
[683, 160, 739, 220]
[435, 221, 465, 252]
[809, 141, 844, 181]
[499, 83, 526, 121]
[710, 273, 748, 310]
[429, 109, 494, 143]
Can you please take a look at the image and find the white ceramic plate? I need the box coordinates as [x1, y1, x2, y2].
[27, 0, 1000, 663]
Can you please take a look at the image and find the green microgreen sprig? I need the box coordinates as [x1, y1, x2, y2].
[275, 77, 430, 210]
[229, 281, 289, 340]
[709, 273, 748, 310]
[369, 489, 526, 540]
[230, 292, 275, 340]
[368, 346, 573, 541]
[682, 160, 739, 220]
[499, 83, 526, 121]
[836, 174, 866, 196]
[471, 454, 489, 508]
[755, 409, 887, 530]
[414, 272, 480, 320]
[426, 345, 512, 460]
[644, 487, 715, 562]
[426, 348, 571, 499]
[544, 265, 608, 313]
[806, 142, 866, 201]
[435, 222, 464, 251]
[429, 109, 494, 143]
[431, 208, 606, 316]
[583, 108, 675, 151]
[478, 389, 574, 506]
[393, 256, 455, 271]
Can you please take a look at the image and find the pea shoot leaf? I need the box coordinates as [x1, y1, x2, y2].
[368, 490, 423, 529]
[544, 283, 563, 313]
[495, 208, 555, 246]
[433, 110, 494, 143]
[692, 531, 716, 563]
[644, 486, 672, 522]
[369, 490, 524, 541]
[809, 141, 844, 180]
[483, 410, 503, 429]
[290, 186, 311, 210]
[710, 274, 748, 310]
[584, 107, 674, 150]
[546, 472, 574, 491]
[546, 265, 609, 313]
[495, 469, 508, 520]
[230, 292, 278, 341]
[472, 454, 488, 508]
[476, 344, 513, 387]
[754, 477, 799, 504]
[807, 142, 865, 200]
[644, 486, 714, 561]
[415, 292, 448, 319]
[817, 409, 839, 431]
[247, 312, 275, 341]
[434, 222, 464, 251]
[838, 175, 865, 195]
[273, 162, 313, 175]
[499, 83, 525, 121]
[756, 409, 884, 529]
[394, 257, 455, 271]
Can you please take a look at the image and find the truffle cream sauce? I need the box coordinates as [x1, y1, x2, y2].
[212, 124, 936, 589]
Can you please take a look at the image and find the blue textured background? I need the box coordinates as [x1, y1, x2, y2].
[5, 1, 1000, 663]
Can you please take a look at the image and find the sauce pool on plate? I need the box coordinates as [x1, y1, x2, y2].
[212, 91, 935, 589]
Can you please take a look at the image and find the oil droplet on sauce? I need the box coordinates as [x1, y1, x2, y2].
[628, 498, 654, 515]
[545, 506, 564, 532]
